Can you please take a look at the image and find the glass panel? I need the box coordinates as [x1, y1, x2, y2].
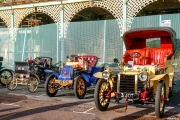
[146, 38, 160, 48]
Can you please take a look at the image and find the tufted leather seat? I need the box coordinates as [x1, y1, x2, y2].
[122, 48, 173, 68]
[78, 55, 98, 67]
[147, 48, 173, 68]
[122, 48, 146, 65]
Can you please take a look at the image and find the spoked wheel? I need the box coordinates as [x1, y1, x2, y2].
[31, 72, 40, 84]
[155, 80, 166, 118]
[94, 79, 110, 111]
[129, 52, 141, 58]
[0, 69, 13, 86]
[6, 76, 17, 91]
[27, 73, 39, 93]
[74, 75, 86, 99]
[45, 74, 58, 97]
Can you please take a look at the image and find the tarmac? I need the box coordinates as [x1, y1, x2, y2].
[0, 70, 179, 120]
[0, 85, 180, 120]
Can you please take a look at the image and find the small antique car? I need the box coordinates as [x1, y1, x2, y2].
[44, 54, 103, 99]
[0, 56, 14, 86]
[26, 57, 54, 82]
[6, 61, 40, 92]
[94, 27, 176, 118]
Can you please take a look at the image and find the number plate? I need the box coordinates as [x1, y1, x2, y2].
[117, 92, 139, 99]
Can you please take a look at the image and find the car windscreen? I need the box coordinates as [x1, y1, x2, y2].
[146, 38, 160, 48]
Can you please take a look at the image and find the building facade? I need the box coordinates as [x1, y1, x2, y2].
[0, 0, 157, 38]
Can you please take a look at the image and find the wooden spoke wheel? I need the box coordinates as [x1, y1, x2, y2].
[0, 69, 13, 86]
[6, 76, 17, 91]
[45, 74, 58, 97]
[155, 80, 166, 118]
[74, 75, 86, 99]
[27, 73, 39, 93]
[94, 79, 110, 111]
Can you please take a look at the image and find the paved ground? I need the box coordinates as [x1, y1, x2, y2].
[0, 82, 180, 120]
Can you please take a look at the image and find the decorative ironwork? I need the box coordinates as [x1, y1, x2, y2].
[14, 5, 60, 28]
[0, 10, 11, 27]
[14, 8, 34, 28]
[63, 0, 123, 36]
[127, 0, 155, 29]
[0, 0, 156, 34]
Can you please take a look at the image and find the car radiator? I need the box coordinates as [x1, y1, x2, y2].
[113, 75, 144, 93]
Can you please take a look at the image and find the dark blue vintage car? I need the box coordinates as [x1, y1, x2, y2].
[6, 61, 40, 93]
[0, 56, 14, 86]
[44, 54, 103, 99]
[26, 57, 53, 81]
[4, 56, 62, 93]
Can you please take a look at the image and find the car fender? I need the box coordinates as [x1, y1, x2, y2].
[44, 69, 59, 78]
[93, 72, 103, 78]
[0, 66, 4, 70]
[150, 74, 170, 98]
[0, 68, 14, 74]
[81, 73, 91, 87]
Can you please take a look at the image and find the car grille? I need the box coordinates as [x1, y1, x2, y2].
[113, 75, 144, 93]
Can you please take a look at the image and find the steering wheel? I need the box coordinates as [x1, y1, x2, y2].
[129, 52, 141, 58]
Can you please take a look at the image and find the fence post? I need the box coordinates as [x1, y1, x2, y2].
[22, 28, 27, 61]
[122, 0, 127, 54]
[60, 3, 64, 62]
[56, 23, 59, 63]
[11, 8, 15, 66]
[103, 20, 106, 63]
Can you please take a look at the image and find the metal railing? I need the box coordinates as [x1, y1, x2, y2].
[0, 14, 180, 90]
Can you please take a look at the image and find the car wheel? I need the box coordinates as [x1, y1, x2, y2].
[94, 79, 110, 111]
[155, 80, 166, 118]
[169, 77, 175, 98]
[0, 69, 13, 86]
[6, 76, 17, 91]
[27, 73, 39, 93]
[33, 72, 40, 84]
[45, 74, 58, 97]
[74, 75, 86, 99]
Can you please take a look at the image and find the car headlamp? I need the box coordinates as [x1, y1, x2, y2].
[102, 71, 110, 79]
[138, 72, 148, 82]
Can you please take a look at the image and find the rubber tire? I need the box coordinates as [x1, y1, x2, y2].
[0, 69, 13, 86]
[31, 72, 40, 84]
[155, 80, 166, 118]
[169, 77, 174, 98]
[74, 75, 86, 99]
[94, 79, 110, 111]
[169, 87, 173, 98]
[27, 73, 39, 93]
[45, 74, 58, 97]
[6, 76, 17, 91]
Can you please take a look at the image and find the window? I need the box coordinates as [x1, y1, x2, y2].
[146, 38, 160, 48]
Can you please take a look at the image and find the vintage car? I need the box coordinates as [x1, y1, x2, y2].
[94, 27, 176, 118]
[26, 57, 54, 82]
[44, 54, 103, 99]
[0, 56, 14, 86]
[6, 61, 40, 92]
